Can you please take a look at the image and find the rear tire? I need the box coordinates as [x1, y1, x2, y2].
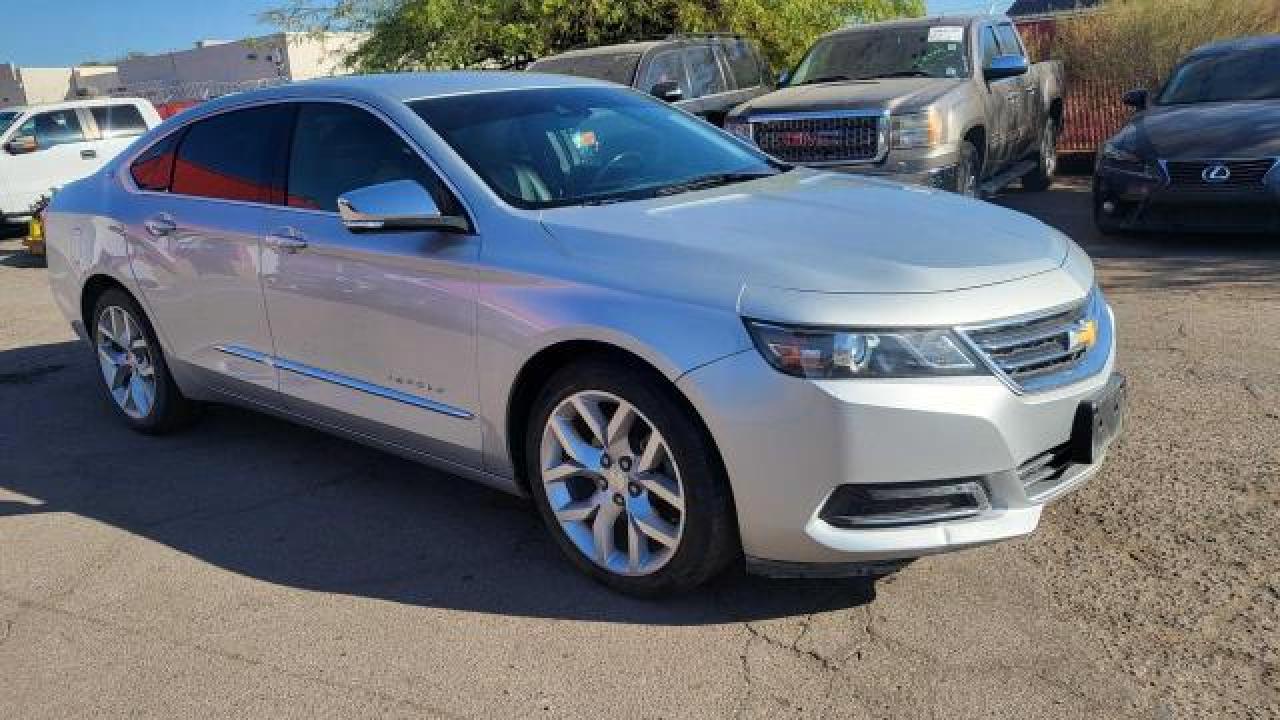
[91, 288, 200, 434]
[525, 358, 739, 596]
[1023, 118, 1058, 191]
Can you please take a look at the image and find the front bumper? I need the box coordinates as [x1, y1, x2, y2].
[677, 306, 1119, 572]
[817, 145, 963, 192]
[1095, 165, 1280, 233]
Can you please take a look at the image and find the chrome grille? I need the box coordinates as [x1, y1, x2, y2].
[961, 291, 1108, 394]
[1163, 158, 1277, 190]
[752, 115, 882, 164]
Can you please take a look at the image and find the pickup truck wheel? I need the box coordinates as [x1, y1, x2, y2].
[956, 141, 980, 198]
[1023, 118, 1058, 191]
[526, 359, 739, 596]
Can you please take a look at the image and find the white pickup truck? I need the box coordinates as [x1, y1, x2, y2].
[0, 98, 161, 222]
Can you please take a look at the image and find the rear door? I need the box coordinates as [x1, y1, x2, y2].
[718, 37, 771, 107]
[122, 104, 292, 400]
[1, 108, 98, 212]
[679, 43, 734, 125]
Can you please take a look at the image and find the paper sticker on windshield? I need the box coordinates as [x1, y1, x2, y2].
[928, 26, 964, 43]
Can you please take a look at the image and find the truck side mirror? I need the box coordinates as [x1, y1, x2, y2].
[1122, 89, 1148, 110]
[985, 54, 1029, 81]
[4, 135, 38, 155]
[649, 81, 684, 103]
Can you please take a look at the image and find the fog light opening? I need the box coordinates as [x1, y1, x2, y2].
[820, 480, 989, 529]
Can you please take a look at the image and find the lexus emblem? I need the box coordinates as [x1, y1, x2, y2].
[1202, 164, 1232, 183]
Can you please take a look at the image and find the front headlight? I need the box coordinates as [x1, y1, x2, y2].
[891, 109, 942, 149]
[1100, 141, 1161, 178]
[725, 119, 755, 144]
[745, 320, 986, 379]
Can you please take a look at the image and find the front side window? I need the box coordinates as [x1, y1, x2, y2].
[411, 86, 779, 209]
[91, 104, 149, 139]
[286, 102, 454, 214]
[684, 45, 727, 97]
[0, 111, 21, 137]
[1158, 46, 1280, 105]
[995, 25, 1025, 58]
[18, 109, 86, 149]
[171, 105, 291, 203]
[130, 132, 181, 191]
[528, 53, 642, 87]
[790, 25, 970, 85]
[638, 50, 691, 97]
[981, 28, 1001, 68]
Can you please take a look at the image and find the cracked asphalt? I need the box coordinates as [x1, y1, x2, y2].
[1, 177, 1277, 718]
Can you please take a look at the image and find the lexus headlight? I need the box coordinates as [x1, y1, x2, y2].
[891, 109, 943, 149]
[1100, 141, 1161, 179]
[726, 119, 755, 144]
[745, 320, 985, 379]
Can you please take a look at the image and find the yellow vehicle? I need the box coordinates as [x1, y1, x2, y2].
[23, 212, 45, 256]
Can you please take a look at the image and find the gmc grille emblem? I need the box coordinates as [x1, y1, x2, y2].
[1202, 164, 1232, 183]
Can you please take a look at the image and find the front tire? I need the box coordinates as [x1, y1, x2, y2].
[1023, 117, 1058, 191]
[956, 140, 981, 198]
[91, 288, 199, 433]
[525, 359, 739, 596]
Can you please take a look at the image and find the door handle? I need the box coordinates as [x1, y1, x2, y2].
[144, 214, 176, 237]
[265, 228, 308, 253]
[81, 149, 97, 159]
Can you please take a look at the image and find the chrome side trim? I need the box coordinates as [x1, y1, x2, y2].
[214, 345, 473, 419]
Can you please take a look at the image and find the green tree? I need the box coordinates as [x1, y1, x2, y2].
[263, 0, 924, 72]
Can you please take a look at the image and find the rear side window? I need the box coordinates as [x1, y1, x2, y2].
[722, 39, 763, 89]
[18, 109, 86, 149]
[171, 105, 291, 203]
[286, 102, 455, 214]
[683, 45, 728, 97]
[91, 104, 148, 139]
[130, 132, 181, 191]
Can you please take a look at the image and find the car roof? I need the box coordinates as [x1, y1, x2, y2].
[1184, 33, 1280, 59]
[532, 35, 744, 63]
[0, 97, 152, 115]
[820, 14, 989, 41]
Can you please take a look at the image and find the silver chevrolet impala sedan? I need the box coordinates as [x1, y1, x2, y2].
[44, 72, 1126, 596]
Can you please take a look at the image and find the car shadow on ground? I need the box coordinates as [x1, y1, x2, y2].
[0, 339, 877, 624]
[995, 177, 1280, 292]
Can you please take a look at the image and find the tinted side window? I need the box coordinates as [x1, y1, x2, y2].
[171, 105, 291, 203]
[981, 27, 1002, 67]
[722, 39, 763, 89]
[286, 103, 454, 214]
[91, 104, 149, 139]
[130, 132, 181, 192]
[684, 45, 727, 97]
[996, 25, 1025, 58]
[19, 110, 86, 149]
[639, 50, 691, 97]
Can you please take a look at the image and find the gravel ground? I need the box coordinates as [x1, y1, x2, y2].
[0, 180, 1277, 718]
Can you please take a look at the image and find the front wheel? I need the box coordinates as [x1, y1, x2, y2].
[1023, 118, 1058, 191]
[956, 141, 981, 198]
[525, 359, 739, 596]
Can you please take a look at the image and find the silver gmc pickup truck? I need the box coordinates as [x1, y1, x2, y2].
[726, 14, 1065, 197]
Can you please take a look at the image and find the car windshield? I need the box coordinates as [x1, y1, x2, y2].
[410, 86, 781, 209]
[528, 53, 642, 87]
[789, 25, 970, 85]
[0, 110, 21, 136]
[1157, 46, 1280, 105]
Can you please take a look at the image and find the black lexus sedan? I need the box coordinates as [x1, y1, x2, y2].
[1094, 35, 1280, 234]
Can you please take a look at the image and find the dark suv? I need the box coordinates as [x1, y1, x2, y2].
[527, 34, 773, 126]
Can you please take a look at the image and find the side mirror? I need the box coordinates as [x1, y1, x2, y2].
[649, 81, 684, 103]
[1122, 88, 1149, 109]
[985, 54, 1029, 81]
[5, 135, 37, 155]
[336, 179, 468, 233]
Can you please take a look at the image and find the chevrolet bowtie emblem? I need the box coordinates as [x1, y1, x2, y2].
[1069, 320, 1098, 351]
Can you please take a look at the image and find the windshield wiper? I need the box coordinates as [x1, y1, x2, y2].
[796, 74, 853, 86]
[862, 70, 935, 79]
[652, 171, 777, 198]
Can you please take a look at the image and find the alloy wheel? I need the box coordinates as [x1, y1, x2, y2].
[95, 305, 157, 420]
[539, 390, 686, 576]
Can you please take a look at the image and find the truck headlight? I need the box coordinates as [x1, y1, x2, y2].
[725, 119, 755, 144]
[745, 320, 985, 378]
[891, 110, 942, 149]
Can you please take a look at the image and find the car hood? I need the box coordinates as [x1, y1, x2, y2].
[537, 169, 1067, 297]
[729, 78, 964, 118]
[1122, 100, 1280, 158]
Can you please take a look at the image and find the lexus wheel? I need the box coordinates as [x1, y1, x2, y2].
[92, 288, 198, 433]
[526, 359, 738, 596]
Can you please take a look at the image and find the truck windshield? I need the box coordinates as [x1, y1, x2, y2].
[789, 26, 970, 85]
[528, 53, 642, 87]
[411, 86, 781, 209]
[1157, 47, 1280, 105]
[0, 111, 20, 136]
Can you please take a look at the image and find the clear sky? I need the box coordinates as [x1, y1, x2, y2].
[1, 0, 1016, 68]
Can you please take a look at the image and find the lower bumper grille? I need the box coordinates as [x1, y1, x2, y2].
[1018, 444, 1074, 500]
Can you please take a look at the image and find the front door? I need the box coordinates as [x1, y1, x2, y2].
[122, 104, 293, 398]
[260, 101, 482, 466]
[1, 108, 99, 213]
[979, 25, 1019, 175]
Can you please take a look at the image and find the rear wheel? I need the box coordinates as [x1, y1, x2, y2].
[1023, 117, 1058, 191]
[525, 359, 738, 596]
[91, 288, 199, 433]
